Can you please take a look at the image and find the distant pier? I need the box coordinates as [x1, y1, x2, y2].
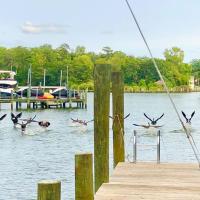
[0, 89, 87, 110]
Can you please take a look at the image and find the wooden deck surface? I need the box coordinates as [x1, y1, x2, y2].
[95, 162, 200, 200]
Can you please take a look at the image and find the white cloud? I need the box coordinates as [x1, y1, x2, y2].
[21, 21, 69, 34]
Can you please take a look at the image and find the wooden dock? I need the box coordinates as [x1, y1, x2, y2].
[95, 162, 200, 200]
[0, 89, 88, 110]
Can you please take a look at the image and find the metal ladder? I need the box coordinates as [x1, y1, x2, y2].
[133, 130, 161, 164]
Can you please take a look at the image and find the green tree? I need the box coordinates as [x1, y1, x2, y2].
[164, 47, 184, 65]
[101, 46, 113, 58]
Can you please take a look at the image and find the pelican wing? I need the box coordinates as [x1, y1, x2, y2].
[144, 113, 153, 122]
[181, 111, 188, 121]
[11, 112, 15, 119]
[0, 114, 6, 121]
[151, 125, 164, 128]
[86, 119, 94, 123]
[155, 113, 164, 123]
[133, 123, 150, 129]
[16, 112, 22, 118]
[124, 113, 130, 119]
[133, 123, 163, 129]
[190, 111, 195, 120]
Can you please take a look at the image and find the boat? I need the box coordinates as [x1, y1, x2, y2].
[0, 70, 18, 98]
[16, 86, 44, 97]
[0, 70, 17, 89]
[0, 88, 18, 99]
[50, 87, 79, 98]
[38, 92, 54, 99]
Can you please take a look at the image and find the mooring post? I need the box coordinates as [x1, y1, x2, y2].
[16, 101, 19, 110]
[75, 153, 94, 200]
[133, 130, 137, 163]
[19, 101, 22, 109]
[37, 180, 61, 200]
[94, 64, 111, 192]
[11, 90, 14, 110]
[84, 89, 88, 109]
[33, 102, 35, 109]
[157, 130, 161, 164]
[112, 72, 125, 168]
[27, 101, 31, 109]
[69, 98, 72, 108]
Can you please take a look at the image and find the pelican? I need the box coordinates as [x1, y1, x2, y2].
[144, 113, 164, 125]
[133, 113, 164, 135]
[18, 115, 36, 134]
[71, 118, 93, 126]
[181, 111, 195, 133]
[11, 112, 22, 126]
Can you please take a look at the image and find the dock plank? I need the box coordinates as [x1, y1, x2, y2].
[95, 162, 200, 200]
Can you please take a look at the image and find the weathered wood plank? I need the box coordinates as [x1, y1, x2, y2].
[95, 162, 200, 200]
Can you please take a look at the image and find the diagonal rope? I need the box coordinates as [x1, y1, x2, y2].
[112, 114, 132, 162]
[124, 0, 200, 167]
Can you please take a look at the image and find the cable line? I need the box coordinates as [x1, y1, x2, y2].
[124, 0, 200, 166]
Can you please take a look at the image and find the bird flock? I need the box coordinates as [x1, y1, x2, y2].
[133, 111, 196, 134]
[0, 110, 195, 135]
[0, 112, 51, 134]
[70, 110, 195, 134]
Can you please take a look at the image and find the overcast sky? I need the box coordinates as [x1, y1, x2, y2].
[1, 0, 200, 62]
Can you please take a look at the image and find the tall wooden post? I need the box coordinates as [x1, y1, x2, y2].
[11, 90, 14, 110]
[37, 180, 61, 200]
[75, 153, 94, 200]
[84, 89, 88, 109]
[112, 72, 125, 168]
[94, 64, 111, 192]
[16, 101, 19, 110]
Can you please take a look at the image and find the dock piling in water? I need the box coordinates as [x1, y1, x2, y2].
[112, 72, 125, 168]
[75, 153, 94, 200]
[37, 180, 61, 200]
[94, 64, 111, 192]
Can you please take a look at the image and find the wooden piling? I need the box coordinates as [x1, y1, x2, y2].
[16, 101, 19, 110]
[69, 99, 72, 108]
[19, 101, 22, 109]
[37, 180, 61, 200]
[75, 153, 94, 200]
[11, 91, 14, 110]
[112, 72, 125, 168]
[33, 102, 36, 109]
[11, 102, 13, 110]
[27, 99, 30, 109]
[94, 64, 111, 192]
[84, 89, 87, 109]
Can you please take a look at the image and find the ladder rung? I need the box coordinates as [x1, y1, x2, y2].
[131, 160, 159, 162]
[137, 144, 157, 147]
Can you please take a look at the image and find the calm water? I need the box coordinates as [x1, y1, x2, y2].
[1, 92, 200, 200]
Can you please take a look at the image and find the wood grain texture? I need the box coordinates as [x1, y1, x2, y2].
[37, 180, 61, 200]
[112, 72, 125, 168]
[75, 153, 94, 200]
[95, 162, 200, 200]
[94, 64, 111, 192]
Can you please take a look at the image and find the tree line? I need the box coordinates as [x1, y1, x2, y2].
[0, 44, 196, 91]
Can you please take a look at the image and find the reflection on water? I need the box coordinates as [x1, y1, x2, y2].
[1, 92, 200, 200]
